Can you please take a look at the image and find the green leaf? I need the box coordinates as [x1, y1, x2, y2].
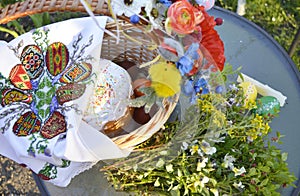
[259, 166, 270, 173]
[248, 167, 256, 176]
[260, 178, 269, 187]
[281, 152, 288, 161]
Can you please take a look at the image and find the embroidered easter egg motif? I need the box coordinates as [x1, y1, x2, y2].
[20, 45, 44, 79]
[12, 111, 41, 136]
[9, 64, 32, 90]
[1, 88, 33, 106]
[56, 83, 86, 105]
[59, 62, 92, 83]
[37, 162, 58, 180]
[40, 111, 67, 139]
[45, 42, 69, 76]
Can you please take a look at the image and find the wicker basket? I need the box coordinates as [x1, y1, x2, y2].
[0, 0, 178, 149]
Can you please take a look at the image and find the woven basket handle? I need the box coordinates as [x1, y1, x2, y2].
[0, 0, 109, 24]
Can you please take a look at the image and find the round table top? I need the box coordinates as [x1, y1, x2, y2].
[37, 6, 300, 196]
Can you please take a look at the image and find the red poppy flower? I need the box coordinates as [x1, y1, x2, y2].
[198, 6, 226, 71]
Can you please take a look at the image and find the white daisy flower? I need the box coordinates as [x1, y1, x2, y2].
[233, 181, 245, 189]
[200, 176, 210, 187]
[223, 153, 236, 169]
[181, 141, 189, 151]
[111, 0, 146, 17]
[233, 166, 246, 176]
[200, 140, 217, 155]
[197, 157, 208, 171]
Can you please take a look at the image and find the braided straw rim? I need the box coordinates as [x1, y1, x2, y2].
[0, 0, 179, 149]
[0, 0, 108, 24]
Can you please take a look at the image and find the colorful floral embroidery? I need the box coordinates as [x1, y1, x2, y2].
[0, 28, 95, 180]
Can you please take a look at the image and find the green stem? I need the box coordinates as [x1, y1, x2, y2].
[0, 26, 19, 38]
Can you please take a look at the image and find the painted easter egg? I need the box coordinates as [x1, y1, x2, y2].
[255, 96, 280, 116]
[1, 88, 33, 106]
[40, 111, 67, 139]
[56, 83, 86, 105]
[46, 42, 69, 76]
[59, 62, 92, 83]
[9, 64, 32, 90]
[239, 82, 257, 108]
[20, 45, 44, 79]
[12, 111, 41, 136]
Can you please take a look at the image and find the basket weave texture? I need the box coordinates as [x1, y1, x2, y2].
[0, 0, 178, 149]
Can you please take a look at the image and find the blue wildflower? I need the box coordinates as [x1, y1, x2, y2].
[176, 56, 194, 76]
[159, 0, 173, 7]
[182, 79, 197, 103]
[176, 43, 200, 76]
[194, 78, 209, 94]
[215, 85, 224, 94]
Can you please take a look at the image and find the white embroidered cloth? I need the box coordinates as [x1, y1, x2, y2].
[0, 16, 131, 187]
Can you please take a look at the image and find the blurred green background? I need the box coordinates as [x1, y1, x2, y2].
[0, 0, 299, 70]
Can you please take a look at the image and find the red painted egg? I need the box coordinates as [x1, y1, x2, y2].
[59, 62, 92, 83]
[40, 111, 67, 139]
[46, 42, 69, 76]
[20, 44, 44, 79]
[9, 64, 32, 90]
[12, 111, 41, 136]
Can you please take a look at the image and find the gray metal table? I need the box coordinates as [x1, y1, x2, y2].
[33, 6, 300, 196]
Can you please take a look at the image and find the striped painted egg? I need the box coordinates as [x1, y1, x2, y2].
[9, 64, 32, 90]
[1, 88, 33, 106]
[56, 83, 86, 105]
[20, 45, 44, 79]
[46, 42, 69, 76]
[59, 62, 92, 83]
[40, 111, 67, 139]
[12, 111, 41, 136]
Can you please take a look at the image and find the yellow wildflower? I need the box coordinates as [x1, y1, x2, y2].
[149, 62, 181, 97]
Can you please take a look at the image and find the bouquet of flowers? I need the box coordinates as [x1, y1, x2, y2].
[89, 0, 297, 195]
